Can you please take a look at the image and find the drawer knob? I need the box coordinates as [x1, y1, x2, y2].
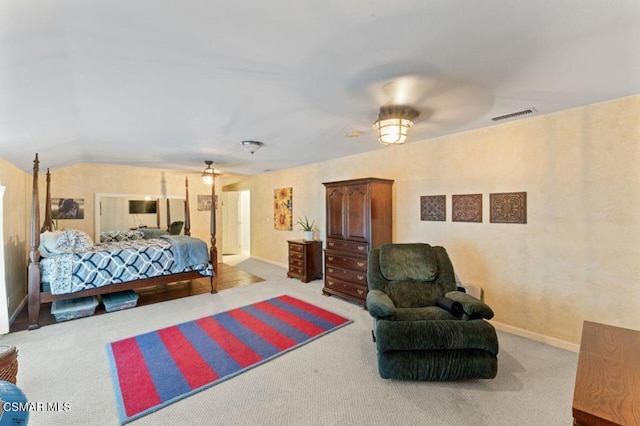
[357, 262, 365, 267]
[357, 275, 364, 281]
[328, 257, 334, 261]
[329, 242, 335, 246]
[358, 246, 365, 251]
[328, 268, 334, 273]
[328, 281, 334, 286]
[357, 289, 364, 295]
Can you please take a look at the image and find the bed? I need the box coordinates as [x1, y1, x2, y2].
[27, 153, 219, 330]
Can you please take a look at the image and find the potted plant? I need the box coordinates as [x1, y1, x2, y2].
[296, 216, 315, 241]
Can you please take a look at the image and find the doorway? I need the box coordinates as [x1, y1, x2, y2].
[222, 190, 250, 265]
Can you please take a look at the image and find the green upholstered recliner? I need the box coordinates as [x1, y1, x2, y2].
[367, 243, 498, 380]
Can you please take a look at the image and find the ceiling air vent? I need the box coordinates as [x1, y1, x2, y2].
[491, 108, 536, 122]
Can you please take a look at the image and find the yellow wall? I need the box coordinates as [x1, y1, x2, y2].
[0, 157, 29, 316]
[243, 95, 640, 346]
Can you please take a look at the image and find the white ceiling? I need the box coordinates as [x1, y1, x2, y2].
[1, 0, 639, 176]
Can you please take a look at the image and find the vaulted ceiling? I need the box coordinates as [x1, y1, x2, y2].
[1, 1, 639, 176]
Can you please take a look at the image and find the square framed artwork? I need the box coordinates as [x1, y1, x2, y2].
[420, 195, 446, 221]
[197, 194, 212, 211]
[490, 192, 527, 224]
[274, 187, 293, 230]
[452, 194, 482, 223]
[52, 198, 85, 220]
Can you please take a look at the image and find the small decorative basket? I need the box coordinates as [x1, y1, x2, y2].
[0, 344, 18, 384]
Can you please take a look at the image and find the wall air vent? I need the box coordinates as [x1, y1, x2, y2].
[491, 108, 536, 122]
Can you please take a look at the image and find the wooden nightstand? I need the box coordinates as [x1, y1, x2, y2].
[287, 240, 323, 283]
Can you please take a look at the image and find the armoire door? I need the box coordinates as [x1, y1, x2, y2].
[346, 183, 369, 242]
[326, 186, 346, 239]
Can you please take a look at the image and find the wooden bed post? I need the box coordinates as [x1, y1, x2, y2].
[184, 177, 191, 236]
[40, 169, 52, 232]
[210, 173, 218, 282]
[27, 154, 42, 330]
[166, 198, 171, 232]
[156, 198, 161, 229]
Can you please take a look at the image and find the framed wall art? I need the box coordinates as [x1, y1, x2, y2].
[420, 195, 446, 221]
[197, 194, 218, 211]
[52, 198, 85, 220]
[490, 192, 527, 224]
[452, 194, 482, 223]
[274, 187, 293, 230]
[197, 194, 212, 211]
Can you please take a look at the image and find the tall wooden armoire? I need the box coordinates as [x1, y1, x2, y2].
[322, 178, 394, 306]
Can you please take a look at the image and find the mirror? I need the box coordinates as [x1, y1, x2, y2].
[94, 193, 185, 237]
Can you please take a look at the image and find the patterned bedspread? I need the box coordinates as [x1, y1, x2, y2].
[41, 236, 213, 295]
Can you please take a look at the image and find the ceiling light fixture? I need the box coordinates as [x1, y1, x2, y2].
[201, 160, 216, 185]
[241, 140, 264, 154]
[372, 106, 420, 145]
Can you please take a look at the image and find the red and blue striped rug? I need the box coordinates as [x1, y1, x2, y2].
[106, 295, 352, 424]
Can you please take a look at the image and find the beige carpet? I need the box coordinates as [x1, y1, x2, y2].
[1, 258, 578, 425]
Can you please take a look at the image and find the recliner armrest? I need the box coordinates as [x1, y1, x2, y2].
[366, 289, 396, 319]
[445, 291, 494, 320]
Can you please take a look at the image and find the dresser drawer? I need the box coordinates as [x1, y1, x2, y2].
[289, 243, 304, 253]
[290, 251, 304, 261]
[290, 259, 303, 269]
[324, 277, 367, 300]
[326, 239, 368, 255]
[324, 253, 367, 272]
[325, 265, 367, 286]
[289, 265, 303, 275]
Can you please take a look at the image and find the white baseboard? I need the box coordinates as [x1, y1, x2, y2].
[250, 255, 288, 269]
[9, 296, 27, 326]
[491, 320, 580, 353]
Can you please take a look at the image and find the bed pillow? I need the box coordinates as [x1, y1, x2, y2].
[39, 230, 65, 257]
[55, 229, 94, 253]
[100, 230, 145, 243]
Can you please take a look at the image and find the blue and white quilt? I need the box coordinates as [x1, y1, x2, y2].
[41, 236, 213, 295]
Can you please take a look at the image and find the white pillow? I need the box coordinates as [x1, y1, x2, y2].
[39, 230, 65, 257]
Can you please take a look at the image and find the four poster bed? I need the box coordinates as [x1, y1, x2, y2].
[27, 154, 219, 330]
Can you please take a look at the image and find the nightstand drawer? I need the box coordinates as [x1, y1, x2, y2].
[289, 243, 304, 253]
[289, 265, 303, 275]
[290, 252, 304, 261]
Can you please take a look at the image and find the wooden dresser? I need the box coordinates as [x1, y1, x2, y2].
[572, 321, 640, 426]
[287, 240, 323, 283]
[322, 178, 393, 306]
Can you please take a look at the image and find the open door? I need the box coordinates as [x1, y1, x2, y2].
[222, 191, 241, 255]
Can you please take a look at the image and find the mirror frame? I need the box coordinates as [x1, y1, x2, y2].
[94, 192, 186, 238]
